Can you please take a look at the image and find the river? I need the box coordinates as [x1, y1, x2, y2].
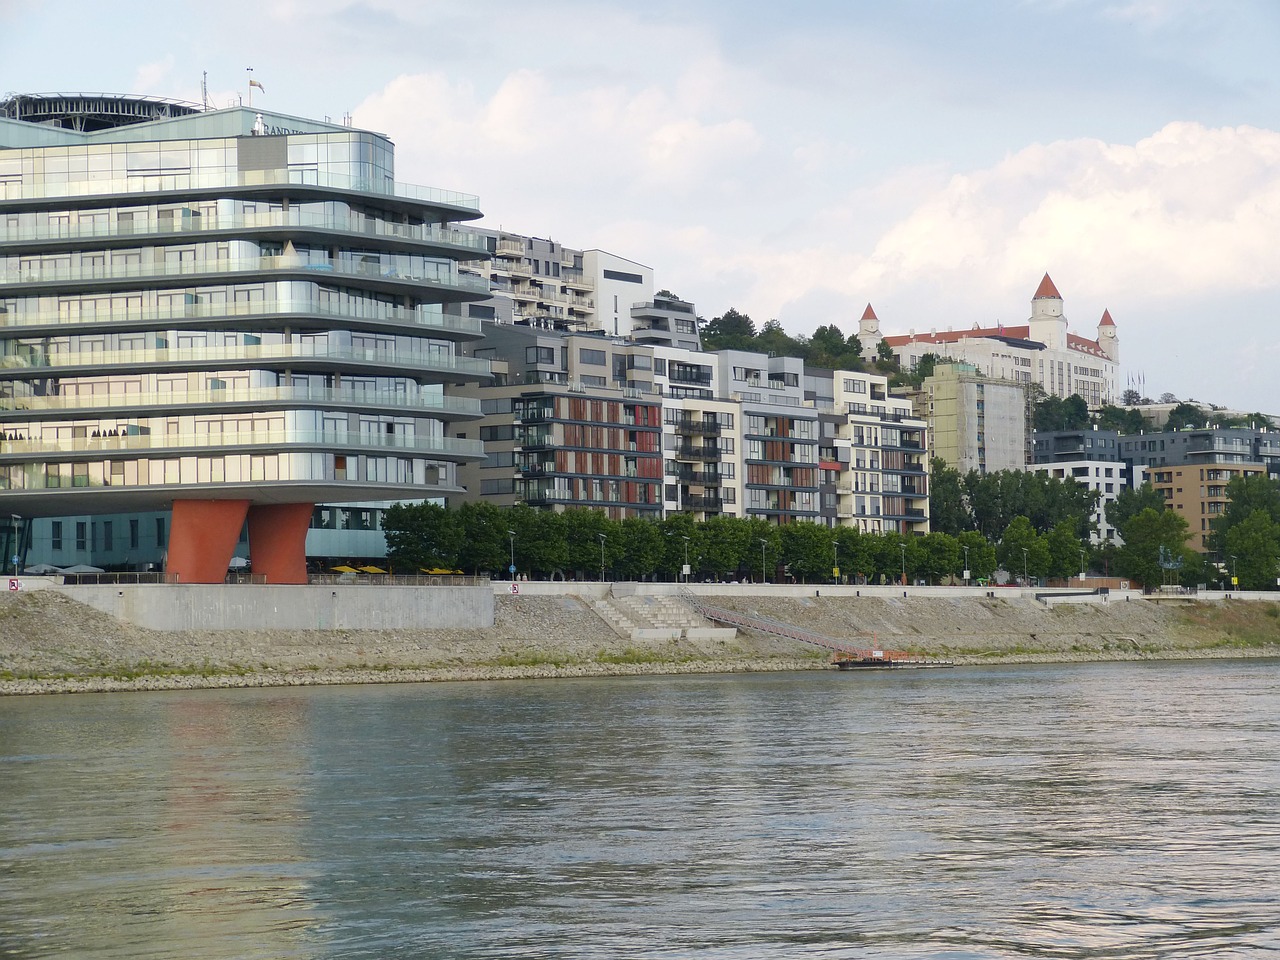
[2, 660, 1278, 959]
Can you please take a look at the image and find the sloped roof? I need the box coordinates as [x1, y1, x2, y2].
[1033, 273, 1061, 299]
[860, 303, 878, 321]
[1098, 308, 1116, 327]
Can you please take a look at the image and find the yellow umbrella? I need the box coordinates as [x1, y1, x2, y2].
[331, 565, 358, 573]
[358, 565, 387, 574]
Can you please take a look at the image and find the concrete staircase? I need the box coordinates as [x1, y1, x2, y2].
[592, 593, 737, 643]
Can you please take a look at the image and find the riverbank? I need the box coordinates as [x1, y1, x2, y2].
[3, 589, 1279, 695]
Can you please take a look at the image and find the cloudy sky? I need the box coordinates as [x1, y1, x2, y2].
[5, 0, 1280, 411]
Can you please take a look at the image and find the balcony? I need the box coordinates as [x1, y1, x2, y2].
[671, 418, 721, 436]
[668, 465, 720, 484]
[684, 494, 723, 511]
[673, 444, 721, 462]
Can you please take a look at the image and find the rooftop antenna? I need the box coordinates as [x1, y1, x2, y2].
[201, 71, 211, 111]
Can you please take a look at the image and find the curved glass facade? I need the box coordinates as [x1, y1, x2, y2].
[0, 98, 491, 580]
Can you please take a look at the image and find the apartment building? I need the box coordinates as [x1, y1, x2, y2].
[0, 93, 489, 580]
[1031, 428, 1137, 544]
[913, 362, 1029, 474]
[1121, 427, 1280, 553]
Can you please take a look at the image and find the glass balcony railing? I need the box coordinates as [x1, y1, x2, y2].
[0, 297, 482, 337]
[1, 255, 492, 292]
[1, 342, 492, 379]
[3, 168, 481, 212]
[0, 212, 490, 251]
[0, 385, 483, 417]
[0, 429, 486, 460]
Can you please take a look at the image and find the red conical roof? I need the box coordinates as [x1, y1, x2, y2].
[861, 303, 878, 321]
[1033, 273, 1061, 300]
[1098, 308, 1115, 327]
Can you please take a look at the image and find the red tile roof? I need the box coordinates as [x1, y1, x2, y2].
[1033, 273, 1061, 299]
[1098, 308, 1115, 327]
[861, 303, 878, 321]
[883, 324, 1107, 357]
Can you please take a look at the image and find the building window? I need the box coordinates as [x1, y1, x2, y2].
[76, 522, 87, 551]
[130, 519, 139, 549]
[579, 348, 607, 366]
[51, 521, 62, 552]
[156, 517, 167, 548]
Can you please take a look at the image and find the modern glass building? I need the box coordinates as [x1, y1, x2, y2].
[0, 93, 491, 582]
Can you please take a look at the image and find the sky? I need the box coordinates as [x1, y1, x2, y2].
[4, 0, 1280, 412]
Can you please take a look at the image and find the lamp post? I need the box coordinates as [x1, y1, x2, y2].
[963, 544, 970, 587]
[1231, 554, 1238, 589]
[9, 514, 19, 577]
[682, 535, 690, 584]
[759, 538, 768, 584]
[1022, 547, 1029, 587]
[899, 541, 906, 586]
[833, 538, 840, 585]
[508, 529, 516, 581]
[1079, 549, 1086, 583]
[598, 533, 607, 583]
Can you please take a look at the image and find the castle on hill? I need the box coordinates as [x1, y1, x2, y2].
[857, 274, 1119, 408]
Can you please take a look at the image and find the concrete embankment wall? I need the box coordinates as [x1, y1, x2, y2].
[51, 583, 494, 632]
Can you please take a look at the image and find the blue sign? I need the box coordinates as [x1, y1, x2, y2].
[509, 564, 516, 574]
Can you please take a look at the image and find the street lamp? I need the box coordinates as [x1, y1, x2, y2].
[682, 535, 690, 584]
[759, 537, 768, 584]
[963, 544, 970, 586]
[9, 514, 19, 577]
[508, 529, 516, 581]
[598, 533, 607, 583]
[1022, 547, 1029, 587]
[899, 541, 907, 586]
[1079, 549, 1086, 583]
[1231, 554, 1238, 589]
[833, 538, 840, 585]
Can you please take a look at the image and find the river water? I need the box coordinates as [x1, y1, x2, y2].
[2, 660, 1278, 959]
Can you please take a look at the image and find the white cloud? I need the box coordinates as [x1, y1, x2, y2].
[132, 56, 176, 95]
[850, 121, 1280, 307]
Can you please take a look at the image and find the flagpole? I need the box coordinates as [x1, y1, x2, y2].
[247, 66, 254, 107]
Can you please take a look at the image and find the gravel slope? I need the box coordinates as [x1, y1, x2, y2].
[2, 590, 1277, 695]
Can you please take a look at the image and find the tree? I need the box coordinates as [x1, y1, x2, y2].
[779, 521, 833, 582]
[700, 308, 756, 351]
[1120, 388, 1142, 406]
[1113, 507, 1191, 590]
[383, 502, 462, 571]
[918, 532, 960, 584]
[618, 516, 666, 582]
[1046, 519, 1086, 580]
[998, 516, 1050, 581]
[1222, 510, 1280, 590]
[1106, 483, 1166, 534]
[455, 501, 511, 575]
[1034, 393, 1090, 431]
[756, 318, 800, 358]
[957, 530, 997, 581]
[1165, 402, 1207, 430]
[1093, 404, 1146, 434]
[928, 457, 971, 535]
[508, 505, 567, 578]
[1208, 473, 1280, 557]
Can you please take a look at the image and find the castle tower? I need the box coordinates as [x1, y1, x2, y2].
[1026, 273, 1067, 350]
[857, 303, 881, 358]
[1097, 308, 1118, 362]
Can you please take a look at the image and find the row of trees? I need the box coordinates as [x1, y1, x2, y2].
[383, 475, 1280, 590]
[382, 501, 1121, 585]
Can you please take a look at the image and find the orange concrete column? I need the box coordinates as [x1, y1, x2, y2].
[247, 503, 314, 584]
[167, 500, 250, 584]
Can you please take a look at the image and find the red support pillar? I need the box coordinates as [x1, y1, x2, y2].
[247, 503, 313, 584]
[167, 500, 250, 584]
